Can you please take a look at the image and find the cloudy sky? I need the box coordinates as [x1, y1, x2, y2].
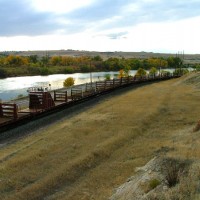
[0, 0, 200, 53]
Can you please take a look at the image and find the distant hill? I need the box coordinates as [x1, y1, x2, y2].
[1, 49, 200, 64]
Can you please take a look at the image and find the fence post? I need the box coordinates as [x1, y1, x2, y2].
[0, 103, 3, 117]
[13, 104, 18, 120]
[65, 91, 68, 102]
[54, 91, 56, 101]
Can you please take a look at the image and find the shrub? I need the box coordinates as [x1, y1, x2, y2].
[63, 77, 75, 87]
[163, 158, 190, 188]
[64, 67, 74, 74]
[149, 179, 161, 190]
[104, 74, 111, 80]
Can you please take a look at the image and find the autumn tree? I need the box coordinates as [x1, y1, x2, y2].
[118, 69, 125, 78]
[5, 55, 28, 67]
[61, 56, 75, 66]
[63, 77, 75, 87]
[50, 56, 62, 66]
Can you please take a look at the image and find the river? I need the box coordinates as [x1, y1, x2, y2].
[0, 68, 181, 102]
[0, 71, 138, 101]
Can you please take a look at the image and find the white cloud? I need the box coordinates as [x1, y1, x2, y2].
[1, 0, 200, 53]
[0, 16, 200, 54]
[31, 0, 94, 14]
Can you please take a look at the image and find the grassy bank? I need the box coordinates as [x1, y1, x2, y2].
[1, 72, 200, 199]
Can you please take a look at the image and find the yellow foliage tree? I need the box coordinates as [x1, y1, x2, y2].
[63, 77, 75, 87]
[118, 69, 125, 78]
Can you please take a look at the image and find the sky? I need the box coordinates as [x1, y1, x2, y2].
[0, 0, 200, 53]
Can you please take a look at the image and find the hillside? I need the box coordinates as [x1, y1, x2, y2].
[1, 50, 200, 64]
[1, 72, 200, 200]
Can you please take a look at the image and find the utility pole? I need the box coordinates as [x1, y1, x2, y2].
[90, 60, 93, 89]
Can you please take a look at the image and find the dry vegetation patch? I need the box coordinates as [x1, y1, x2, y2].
[1, 73, 200, 200]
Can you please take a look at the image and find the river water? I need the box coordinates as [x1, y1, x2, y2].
[0, 71, 138, 101]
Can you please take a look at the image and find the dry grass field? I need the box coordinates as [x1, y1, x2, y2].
[1, 72, 200, 200]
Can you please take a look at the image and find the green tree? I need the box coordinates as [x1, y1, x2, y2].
[104, 57, 121, 71]
[195, 64, 200, 71]
[92, 55, 103, 61]
[167, 57, 182, 68]
[128, 58, 142, 70]
[63, 77, 75, 87]
[29, 55, 38, 64]
[41, 55, 50, 66]
[80, 65, 90, 72]
[136, 68, 147, 76]
[124, 65, 131, 77]
[149, 67, 157, 77]
[40, 67, 50, 75]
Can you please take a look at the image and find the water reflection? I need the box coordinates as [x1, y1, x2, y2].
[0, 69, 179, 101]
[0, 71, 128, 101]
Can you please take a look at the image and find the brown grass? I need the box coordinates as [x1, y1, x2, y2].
[1, 72, 200, 200]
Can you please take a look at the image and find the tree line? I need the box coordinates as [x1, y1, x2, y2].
[0, 54, 189, 78]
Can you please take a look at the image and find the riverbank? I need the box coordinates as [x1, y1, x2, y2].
[1, 72, 200, 200]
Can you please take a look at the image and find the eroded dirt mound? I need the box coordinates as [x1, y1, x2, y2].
[110, 156, 200, 200]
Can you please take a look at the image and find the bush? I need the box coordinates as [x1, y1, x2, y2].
[63, 77, 75, 87]
[64, 67, 74, 74]
[149, 179, 161, 190]
[163, 158, 190, 188]
[104, 74, 111, 80]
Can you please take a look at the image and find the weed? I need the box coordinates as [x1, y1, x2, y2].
[163, 158, 191, 188]
[149, 179, 161, 190]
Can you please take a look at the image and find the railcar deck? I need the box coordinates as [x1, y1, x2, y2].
[0, 75, 181, 134]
